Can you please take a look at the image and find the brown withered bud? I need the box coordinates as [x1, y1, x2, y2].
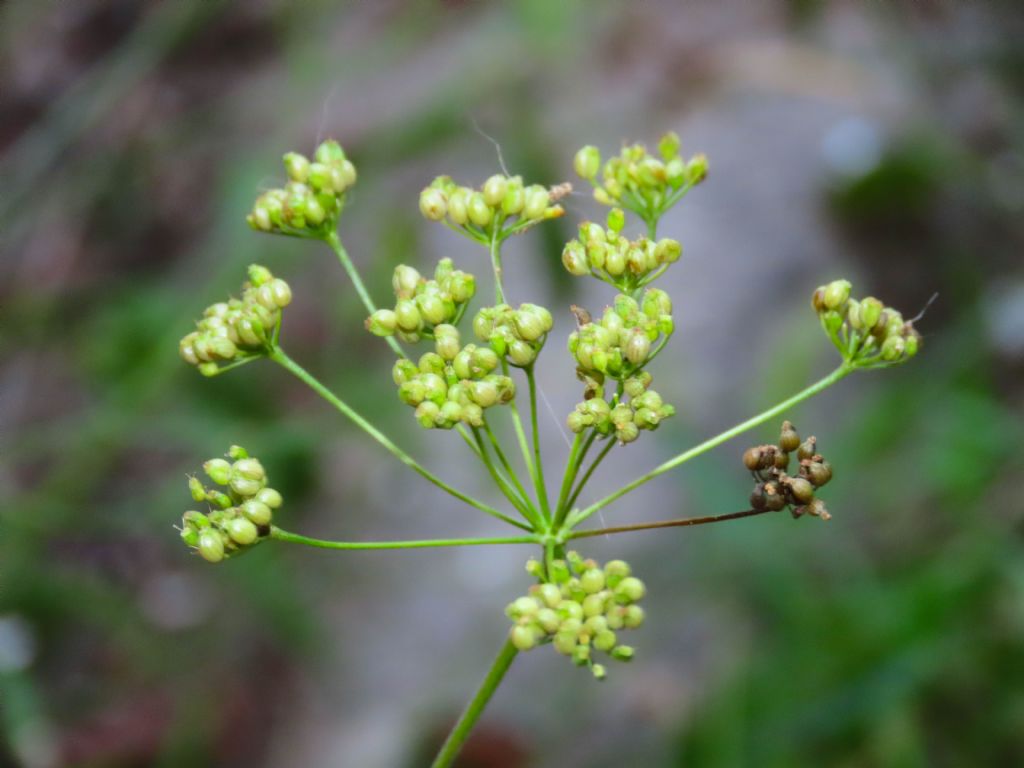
[806, 498, 831, 520]
[786, 476, 815, 505]
[779, 421, 800, 453]
[743, 446, 763, 471]
[763, 483, 786, 512]
[773, 450, 790, 470]
[811, 287, 827, 313]
[802, 460, 833, 487]
[750, 483, 768, 511]
[797, 436, 817, 461]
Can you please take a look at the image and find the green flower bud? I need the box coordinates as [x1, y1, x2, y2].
[658, 131, 681, 160]
[607, 208, 626, 233]
[188, 476, 207, 502]
[605, 248, 626, 277]
[507, 340, 537, 367]
[615, 577, 645, 603]
[226, 517, 259, 545]
[448, 271, 476, 303]
[447, 188, 469, 225]
[624, 330, 651, 365]
[881, 335, 905, 361]
[553, 631, 578, 655]
[511, 624, 538, 651]
[392, 265, 421, 298]
[523, 186, 549, 220]
[611, 645, 635, 662]
[686, 154, 708, 184]
[580, 568, 606, 594]
[230, 476, 262, 498]
[538, 583, 562, 608]
[399, 380, 426, 406]
[594, 630, 617, 652]
[233, 458, 265, 482]
[563, 241, 590, 276]
[197, 531, 225, 563]
[241, 500, 273, 526]
[435, 336, 460, 363]
[415, 401, 441, 428]
[514, 309, 547, 342]
[582, 593, 607, 618]
[283, 152, 310, 182]
[823, 279, 852, 311]
[537, 608, 561, 634]
[467, 192, 493, 228]
[567, 411, 587, 432]
[419, 188, 447, 221]
[255, 487, 282, 509]
[622, 605, 644, 629]
[574, 145, 601, 180]
[312, 140, 343, 165]
[502, 183, 525, 216]
[394, 300, 422, 332]
[861, 297, 884, 331]
[421, 373, 448, 405]
[393, 359, 419, 385]
[483, 174, 508, 207]
[204, 458, 232, 485]
[366, 309, 397, 336]
[416, 293, 449, 326]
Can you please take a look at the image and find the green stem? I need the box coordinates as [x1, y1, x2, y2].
[325, 230, 404, 358]
[567, 364, 853, 528]
[565, 436, 615, 513]
[568, 508, 769, 540]
[525, 366, 552, 522]
[481, 423, 541, 528]
[431, 639, 519, 768]
[554, 432, 586, 522]
[489, 230, 506, 304]
[272, 527, 538, 550]
[269, 347, 530, 532]
[472, 427, 537, 524]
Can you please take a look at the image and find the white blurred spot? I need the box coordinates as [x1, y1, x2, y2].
[0, 615, 35, 672]
[985, 281, 1024, 357]
[821, 117, 884, 177]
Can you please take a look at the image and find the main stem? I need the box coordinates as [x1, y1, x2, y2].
[269, 347, 530, 531]
[568, 364, 852, 528]
[525, 366, 552, 523]
[431, 639, 519, 768]
[325, 230, 405, 358]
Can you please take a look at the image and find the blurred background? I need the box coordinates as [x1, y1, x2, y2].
[2, 1, 1023, 766]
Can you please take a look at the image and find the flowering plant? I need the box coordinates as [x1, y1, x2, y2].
[176, 133, 920, 766]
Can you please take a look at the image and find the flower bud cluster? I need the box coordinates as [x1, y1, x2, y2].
[812, 280, 922, 367]
[392, 325, 515, 429]
[509, 554, 645, 680]
[418, 174, 566, 240]
[567, 372, 675, 444]
[472, 303, 553, 368]
[743, 421, 833, 520]
[179, 265, 292, 376]
[179, 445, 284, 562]
[573, 132, 707, 219]
[247, 140, 357, 237]
[568, 292, 673, 379]
[562, 209, 682, 291]
[365, 259, 477, 343]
